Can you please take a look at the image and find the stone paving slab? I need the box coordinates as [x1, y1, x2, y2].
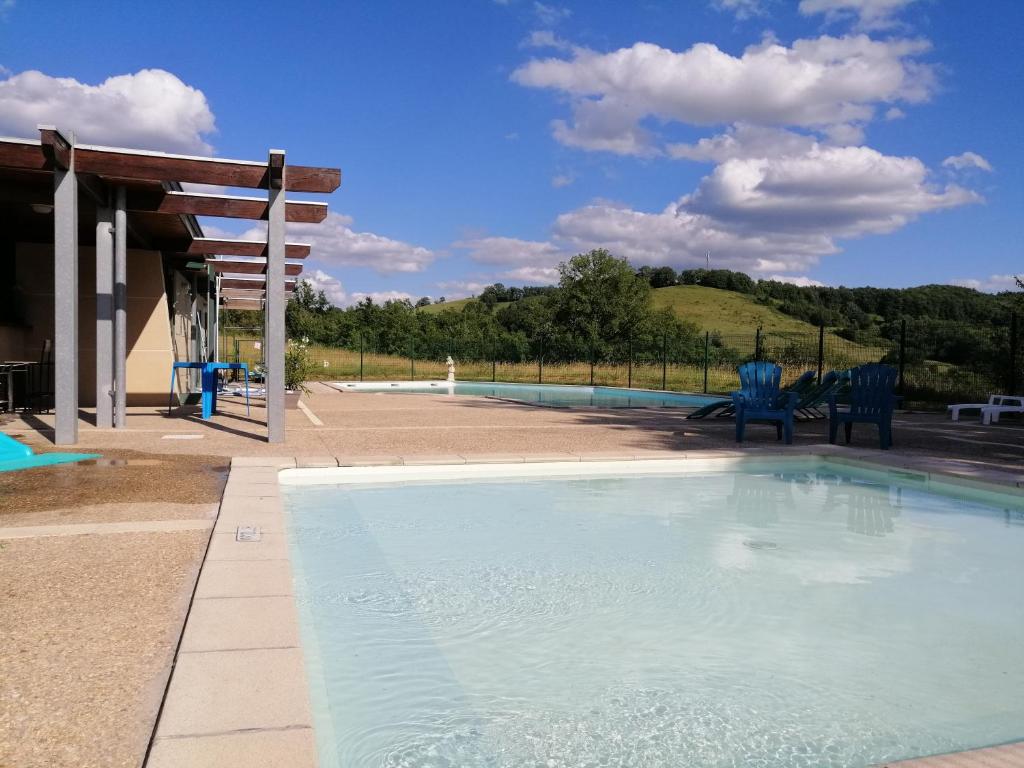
[335, 454, 404, 466]
[205, 531, 290, 561]
[155, 647, 312, 737]
[180, 596, 300, 653]
[147, 727, 316, 768]
[195, 559, 294, 599]
[880, 742, 1024, 767]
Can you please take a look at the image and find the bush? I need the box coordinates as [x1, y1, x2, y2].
[285, 338, 314, 393]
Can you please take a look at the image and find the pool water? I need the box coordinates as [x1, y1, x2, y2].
[282, 463, 1024, 768]
[332, 380, 718, 408]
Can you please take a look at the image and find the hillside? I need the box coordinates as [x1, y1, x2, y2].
[651, 285, 824, 335]
[419, 285, 830, 337]
[416, 297, 477, 314]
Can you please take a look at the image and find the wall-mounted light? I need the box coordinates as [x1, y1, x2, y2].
[31, 203, 54, 215]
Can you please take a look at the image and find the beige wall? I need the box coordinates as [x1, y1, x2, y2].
[15, 243, 176, 407]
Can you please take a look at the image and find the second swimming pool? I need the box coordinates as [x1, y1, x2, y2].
[330, 380, 720, 408]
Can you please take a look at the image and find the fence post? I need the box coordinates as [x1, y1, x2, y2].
[703, 331, 710, 394]
[754, 327, 762, 361]
[359, 332, 364, 382]
[661, 334, 667, 391]
[538, 335, 544, 384]
[816, 323, 825, 384]
[410, 342, 415, 381]
[628, 334, 633, 389]
[492, 339, 496, 383]
[898, 318, 906, 396]
[1010, 312, 1019, 395]
[590, 340, 595, 386]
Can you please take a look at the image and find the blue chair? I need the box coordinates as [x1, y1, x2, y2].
[828, 363, 898, 450]
[733, 361, 798, 445]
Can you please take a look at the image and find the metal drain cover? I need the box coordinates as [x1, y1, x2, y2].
[236, 526, 262, 542]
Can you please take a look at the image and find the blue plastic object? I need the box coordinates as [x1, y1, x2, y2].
[0, 432, 99, 472]
[732, 361, 798, 444]
[829, 363, 899, 449]
[168, 361, 250, 419]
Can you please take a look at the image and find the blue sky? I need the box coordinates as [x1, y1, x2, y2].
[1, 0, 1021, 303]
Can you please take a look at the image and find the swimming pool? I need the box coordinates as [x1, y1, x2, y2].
[331, 380, 719, 408]
[281, 459, 1024, 767]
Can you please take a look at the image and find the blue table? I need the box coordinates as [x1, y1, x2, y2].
[169, 362, 250, 419]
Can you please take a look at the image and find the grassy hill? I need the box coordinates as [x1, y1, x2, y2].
[651, 285, 824, 335]
[416, 297, 477, 314]
[419, 285, 829, 337]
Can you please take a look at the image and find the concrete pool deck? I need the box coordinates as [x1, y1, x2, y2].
[2, 383, 1024, 767]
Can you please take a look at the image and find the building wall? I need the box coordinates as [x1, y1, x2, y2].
[14, 243, 176, 407]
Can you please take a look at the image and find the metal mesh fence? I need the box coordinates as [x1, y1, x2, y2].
[220, 316, 1023, 410]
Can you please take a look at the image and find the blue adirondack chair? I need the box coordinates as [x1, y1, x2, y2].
[828, 363, 898, 449]
[732, 361, 798, 445]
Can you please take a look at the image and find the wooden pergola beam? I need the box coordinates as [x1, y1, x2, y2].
[74, 146, 340, 193]
[181, 238, 311, 259]
[1, 138, 341, 193]
[209, 259, 304, 276]
[220, 276, 298, 291]
[221, 298, 264, 311]
[0, 139, 48, 171]
[128, 191, 327, 223]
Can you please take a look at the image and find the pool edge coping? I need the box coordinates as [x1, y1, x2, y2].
[146, 447, 1024, 768]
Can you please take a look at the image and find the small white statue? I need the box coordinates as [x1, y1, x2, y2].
[446, 355, 455, 383]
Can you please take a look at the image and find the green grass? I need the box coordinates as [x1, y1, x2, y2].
[416, 298, 478, 314]
[652, 285, 821, 335]
[419, 285, 827, 336]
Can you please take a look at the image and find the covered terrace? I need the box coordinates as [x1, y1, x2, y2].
[0, 127, 341, 444]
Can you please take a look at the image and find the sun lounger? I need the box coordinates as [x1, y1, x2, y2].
[948, 395, 1024, 422]
[982, 402, 1024, 425]
[794, 370, 849, 420]
[687, 370, 814, 420]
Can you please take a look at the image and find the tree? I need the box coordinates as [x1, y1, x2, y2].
[554, 249, 652, 349]
[415, 296, 432, 308]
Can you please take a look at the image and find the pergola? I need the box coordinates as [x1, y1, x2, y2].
[0, 126, 341, 444]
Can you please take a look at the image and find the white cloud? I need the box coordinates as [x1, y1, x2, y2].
[553, 144, 979, 273]
[521, 29, 573, 51]
[884, 106, 905, 120]
[0, 68, 216, 154]
[349, 290, 414, 305]
[942, 151, 993, 172]
[499, 266, 561, 284]
[668, 124, 817, 163]
[551, 173, 575, 187]
[950, 275, 1018, 293]
[435, 280, 490, 299]
[303, 269, 348, 306]
[683, 144, 978, 238]
[298, 270, 414, 308]
[454, 236, 564, 266]
[240, 212, 435, 275]
[711, 0, 767, 20]
[799, 0, 918, 31]
[767, 274, 827, 286]
[533, 1, 570, 26]
[513, 35, 935, 156]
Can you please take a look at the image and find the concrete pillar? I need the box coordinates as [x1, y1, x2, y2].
[95, 206, 114, 428]
[53, 133, 79, 445]
[114, 187, 127, 428]
[266, 150, 286, 443]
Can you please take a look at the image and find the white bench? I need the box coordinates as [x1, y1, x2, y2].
[948, 395, 1024, 422]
